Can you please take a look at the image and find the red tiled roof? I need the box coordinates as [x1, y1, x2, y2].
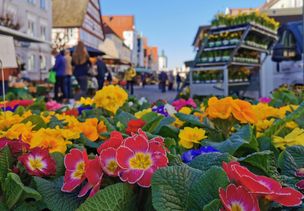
[103, 16, 135, 40]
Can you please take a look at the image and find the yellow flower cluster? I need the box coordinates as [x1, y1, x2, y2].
[273, 128, 304, 150]
[94, 85, 128, 114]
[179, 127, 207, 149]
[173, 107, 192, 128]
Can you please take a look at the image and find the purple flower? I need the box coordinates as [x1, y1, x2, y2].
[152, 105, 169, 117]
[182, 146, 219, 163]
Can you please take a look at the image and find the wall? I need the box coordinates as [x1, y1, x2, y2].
[0, 0, 52, 80]
[271, 0, 303, 8]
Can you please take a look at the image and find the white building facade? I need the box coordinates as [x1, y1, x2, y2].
[158, 50, 168, 71]
[0, 0, 52, 80]
[265, 0, 303, 8]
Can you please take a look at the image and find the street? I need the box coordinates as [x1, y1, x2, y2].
[133, 85, 178, 103]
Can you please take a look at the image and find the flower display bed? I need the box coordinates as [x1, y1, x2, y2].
[0, 85, 304, 210]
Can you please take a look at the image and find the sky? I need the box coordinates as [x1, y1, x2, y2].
[101, 0, 265, 69]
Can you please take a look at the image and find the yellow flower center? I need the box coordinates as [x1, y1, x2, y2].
[29, 156, 44, 170]
[129, 153, 152, 170]
[231, 203, 244, 211]
[73, 162, 85, 179]
[107, 160, 118, 173]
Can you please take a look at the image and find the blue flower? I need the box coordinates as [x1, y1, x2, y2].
[181, 146, 219, 163]
[152, 105, 169, 117]
[77, 106, 93, 115]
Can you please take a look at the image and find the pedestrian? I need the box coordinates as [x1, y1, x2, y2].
[64, 49, 73, 101]
[141, 73, 146, 88]
[160, 71, 168, 93]
[52, 49, 66, 102]
[168, 71, 174, 91]
[176, 73, 182, 91]
[107, 69, 113, 84]
[125, 65, 136, 95]
[96, 56, 108, 90]
[72, 41, 91, 100]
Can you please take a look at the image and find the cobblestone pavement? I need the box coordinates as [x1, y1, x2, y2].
[132, 85, 178, 103]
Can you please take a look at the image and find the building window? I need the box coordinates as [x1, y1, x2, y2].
[40, 55, 46, 70]
[27, 0, 35, 4]
[27, 55, 35, 71]
[27, 19, 35, 37]
[40, 0, 46, 9]
[40, 25, 46, 40]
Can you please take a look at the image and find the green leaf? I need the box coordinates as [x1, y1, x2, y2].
[114, 111, 136, 126]
[48, 116, 67, 129]
[0, 202, 8, 211]
[278, 146, 304, 177]
[0, 146, 13, 187]
[203, 125, 258, 155]
[21, 115, 47, 130]
[77, 183, 136, 211]
[152, 165, 228, 211]
[143, 116, 163, 133]
[34, 176, 83, 211]
[141, 112, 159, 123]
[203, 199, 222, 211]
[3, 173, 41, 209]
[153, 117, 175, 134]
[188, 167, 229, 210]
[158, 125, 179, 139]
[51, 152, 65, 177]
[189, 153, 234, 172]
[99, 116, 116, 132]
[238, 151, 280, 179]
[152, 165, 202, 210]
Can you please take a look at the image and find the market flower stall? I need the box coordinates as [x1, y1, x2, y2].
[0, 84, 304, 210]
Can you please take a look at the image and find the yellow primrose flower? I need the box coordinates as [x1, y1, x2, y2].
[0, 122, 33, 143]
[179, 127, 207, 149]
[255, 119, 275, 132]
[78, 97, 94, 106]
[0, 111, 23, 130]
[286, 121, 298, 129]
[30, 128, 72, 154]
[173, 107, 192, 128]
[252, 103, 279, 121]
[98, 121, 107, 135]
[272, 128, 304, 150]
[135, 108, 152, 119]
[80, 118, 99, 142]
[277, 105, 299, 119]
[94, 85, 128, 114]
[61, 128, 81, 140]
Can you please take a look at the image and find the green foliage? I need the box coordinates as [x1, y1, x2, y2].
[238, 151, 280, 179]
[3, 173, 41, 209]
[77, 183, 136, 211]
[51, 152, 65, 177]
[203, 199, 222, 211]
[48, 116, 67, 129]
[21, 115, 47, 130]
[152, 165, 229, 211]
[34, 177, 83, 211]
[189, 152, 234, 172]
[203, 125, 258, 155]
[278, 146, 304, 177]
[114, 110, 136, 126]
[0, 146, 13, 188]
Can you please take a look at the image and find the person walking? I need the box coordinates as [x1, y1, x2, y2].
[160, 71, 168, 93]
[125, 65, 136, 95]
[96, 56, 108, 90]
[64, 49, 73, 101]
[168, 71, 174, 91]
[72, 41, 91, 100]
[52, 49, 66, 101]
[176, 73, 182, 91]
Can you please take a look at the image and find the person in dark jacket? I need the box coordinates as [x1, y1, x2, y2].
[96, 56, 108, 90]
[159, 71, 168, 93]
[52, 49, 66, 101]
[176, 73, 182, 91]
[72, 41, 91, 100]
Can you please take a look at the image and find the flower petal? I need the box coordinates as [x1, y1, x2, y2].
[116, 146, 134, 169]
[124, 134, 149, 153]
[137, 168, 154, 188]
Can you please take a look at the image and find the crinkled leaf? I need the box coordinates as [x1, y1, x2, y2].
[189, 153, 234, 172]
[99, 116, 116, 132]
[3, 173, 41, 209]
[114, 111, 136, 126]
[158, 125, 179, 139]
[203, 125, 258, 155]
[143, 116, 164, 133]
[34, 176, 83, 211]
[203, 199, 222, 211]
[77, 183, 136, 211]
[0, 146, 13, 187]
[152, 165, 202, 210]
[278, 146, 304, 177]
[51, 152, 65, 177]
[153, 117, 175, 134]
[239, 151, 280, 179]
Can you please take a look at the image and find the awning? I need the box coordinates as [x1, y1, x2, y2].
[0, 25, 52, 44]
[70, 45, 105, 57]
[0, 35, 17, 68]
[102, 56, 131, 65]
[136, 67, 153, 73]
[99, 38, 119, 58]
